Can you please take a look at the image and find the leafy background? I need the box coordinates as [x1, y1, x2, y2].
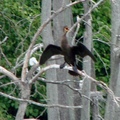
[0, 0, 111, 119]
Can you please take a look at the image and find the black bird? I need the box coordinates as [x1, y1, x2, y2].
[39, 26, 96, 76]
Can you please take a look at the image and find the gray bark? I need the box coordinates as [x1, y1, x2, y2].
[73, 80, 82, 120]
[91, 68, 99, 120]
[52, 0, 74, 120]
[41, 0, 60, 120]
[41, 0, 76, 120]
[105, 1, 120, 120]
[15, 83, 31, 120]
[91, 96, 100, 120]
[81, 0, 93, 120]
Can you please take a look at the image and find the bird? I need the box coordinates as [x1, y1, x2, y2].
[39, 26, 96, 76]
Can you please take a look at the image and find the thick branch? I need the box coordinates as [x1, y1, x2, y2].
[0, 66, 19, 83]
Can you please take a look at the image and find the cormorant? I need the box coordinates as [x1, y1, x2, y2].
[39, 26, 95, 76]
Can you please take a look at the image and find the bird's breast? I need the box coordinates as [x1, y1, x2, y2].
[62, 46, 70, 56]
[62, 48, 75, 65]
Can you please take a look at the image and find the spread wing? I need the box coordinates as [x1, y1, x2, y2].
[40, 44, 62, 65]
[72, 42, 96, 62]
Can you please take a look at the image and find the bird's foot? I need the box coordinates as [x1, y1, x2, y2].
[60, 63, 65, 69]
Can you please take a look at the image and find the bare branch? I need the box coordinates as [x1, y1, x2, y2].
[0, 91, 82, 109]
[0, 36, 8, 45]
[0, 81, 17, 88]
[30, 43, 43, 56]
[94, 48, 109, 77]
[0, 75, 5, 79]
[0, 47, 11, 66]
[0, 66, 19, 83]
[37, 78, 97, 104]
[71, 15, 80, 45]
[29, 64, 120, 106]
[69, 0, 104, 32]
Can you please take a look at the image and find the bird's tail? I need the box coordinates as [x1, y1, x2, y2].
[68, 64, 82, 76]
[68, 70, 79, 76]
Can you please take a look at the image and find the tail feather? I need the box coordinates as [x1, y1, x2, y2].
[68, 70, 79, 76]
[68, 64, 82, 76]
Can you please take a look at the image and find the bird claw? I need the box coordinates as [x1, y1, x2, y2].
[60, 63, 65, 69]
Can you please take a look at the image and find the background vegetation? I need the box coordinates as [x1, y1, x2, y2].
[0, 0, 111, 119]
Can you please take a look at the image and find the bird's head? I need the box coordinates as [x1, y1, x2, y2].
[63, 26, 69, 33]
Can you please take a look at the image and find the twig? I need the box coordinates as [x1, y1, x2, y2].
[38, 78, 95, 104]
[0, 75, 5, 79]
[30, 43, 43, 56]
[0, 81, 18, 88]
[71, 16, 80, 45]
[0, 47, 11, 66]
[0, 36, 8, 45]
[0, 91, 82, 109]
[69, 0, 104, 33]
[94, 48, 109, 77]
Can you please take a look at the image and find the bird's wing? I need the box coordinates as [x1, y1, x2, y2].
[72, 42, 96, 62]
[40, 44, 62, 65]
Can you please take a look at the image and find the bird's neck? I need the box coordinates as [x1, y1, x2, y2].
[61, 32, 69, 49]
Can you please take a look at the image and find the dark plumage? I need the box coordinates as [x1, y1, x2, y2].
[39, 26, 96, 76]
[40, 45, 62, 65]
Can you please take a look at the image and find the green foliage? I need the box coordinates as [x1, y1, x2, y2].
[0, 0, 111, 119]
[72, 3, 84, 38]
[0, 0, 45, 119]
[0, 0, 41, 69]
[93, 0, 111, 83]
[0, 77, 20, 119]
[25, 81, 47, 118]
[73, 1, 111, 118]
[0, 101, 14, 120]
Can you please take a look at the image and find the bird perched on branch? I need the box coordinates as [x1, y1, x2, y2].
[39, 26, 95, 76]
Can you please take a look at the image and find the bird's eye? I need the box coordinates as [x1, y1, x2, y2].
[65, 27, 69, 31]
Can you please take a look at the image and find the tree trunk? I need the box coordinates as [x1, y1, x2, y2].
[81, 0, 93, 120]
[41, 0, 60, 120]
[52, 0, 74, 120]
[105, 1, 120, 120]
[15, 83, 31, 120]
[41, 0, 76, 120]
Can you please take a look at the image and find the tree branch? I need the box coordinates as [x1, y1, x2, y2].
[29, 64, 120, 106]
[69, 0, 104, 33]
[0, 66, 19, 83]
[0, 36, 8, 45]
[71, 15, 80, 45]
[0, 91, 82, 109]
